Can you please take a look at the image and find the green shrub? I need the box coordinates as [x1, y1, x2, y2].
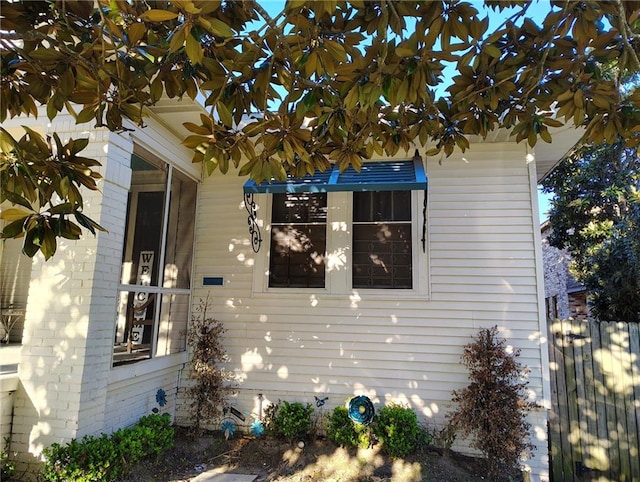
[373, 404, 421, 458]
[136, 413, 175, 456]
[326, 406, 372, 449]
[264, 400, 313, 444]
[1, 437, 15, 480]
[41, 413, 174, 481]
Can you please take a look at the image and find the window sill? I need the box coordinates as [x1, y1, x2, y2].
[109, 351, 188, 384]
[252, 289, 430, 301]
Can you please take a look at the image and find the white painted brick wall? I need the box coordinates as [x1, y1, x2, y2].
[7, 115, 134, 476]
[3, 108, 197, 479]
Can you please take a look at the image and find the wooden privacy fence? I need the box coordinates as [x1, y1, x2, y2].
[548, 318, 640, 482]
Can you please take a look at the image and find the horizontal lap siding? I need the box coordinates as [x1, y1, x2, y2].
[189, 145, 543, 428]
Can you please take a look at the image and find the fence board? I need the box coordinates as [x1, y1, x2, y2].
[600, 321, 623, 479]
[619, 322, 639, 482]
[630, 322, 640, 481]
[549, 318, 573, 480]
[563, 318, 582, 479]
[588, 323, 610, 475]
[549, 319, 640, 482]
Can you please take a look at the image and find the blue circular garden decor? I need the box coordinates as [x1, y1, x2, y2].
[250, 420, 265, 437]
[348, 395, 375, 425]
[221, 419, 236, 439]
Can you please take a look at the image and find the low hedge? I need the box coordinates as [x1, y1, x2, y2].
[41, 413, 174, 482]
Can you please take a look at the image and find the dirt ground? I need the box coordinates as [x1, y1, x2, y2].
[122, 427, 495, 482]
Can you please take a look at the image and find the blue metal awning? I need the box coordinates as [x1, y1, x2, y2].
[242, 156, 427, 194]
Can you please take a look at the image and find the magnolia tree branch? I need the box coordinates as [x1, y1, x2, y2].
[614, 0, 640, 74]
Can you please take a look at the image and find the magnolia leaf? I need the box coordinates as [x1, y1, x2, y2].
[208, 17, 234, 38]
[0, 128, 17, 152]
[41, 226, 57, 260]
[0, 207, 33, 222]
[484, 44, 502, 58]
[182, 135, 208, 149]
[186, 33, 204, 65]
[169, 26, 187, 52]
[217, 102, 233, 128]
[1, 219, 27, 239]
[140, 9, 179, 22]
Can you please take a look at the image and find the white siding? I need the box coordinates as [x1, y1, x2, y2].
[184, 141, 549, 480]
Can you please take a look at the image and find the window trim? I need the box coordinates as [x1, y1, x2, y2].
[112, 152, 199, 368]
[251, 190, 429, 298]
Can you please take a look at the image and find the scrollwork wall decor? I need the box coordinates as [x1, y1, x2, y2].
[244, 193, 262, 253]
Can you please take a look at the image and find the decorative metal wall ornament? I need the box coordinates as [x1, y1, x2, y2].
[244, 193, 262, 252]
[221, 419, 236, 439]
[421, 188, 428, 253]
[348, 395, 375, 425]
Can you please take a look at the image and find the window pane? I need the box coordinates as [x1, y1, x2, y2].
[269, 225, 326, 288]
[272, 193, 327, 223]
[353, 191, 411, 222]
[113, 289, 155, 365]
[114, 152, 195, 365]
[269, 192, 327, 288]
[353, 190, 413, 289]
[163, 171, 197, 289]
[120, 160, 168, 286]
[155, 293, 189, 356]
[352, 224, 413, 288]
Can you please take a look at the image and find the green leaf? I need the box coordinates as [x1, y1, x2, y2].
[140, 9, 179, 22]
[186, 33, 204, 65]
[208, 17, 234, 38]
[217, 103, 233, 128]
[1, 218, 27, 239]
[0, 127, 17, 152]
[484, 44, 502, 58]
[41, 225, 57, 260]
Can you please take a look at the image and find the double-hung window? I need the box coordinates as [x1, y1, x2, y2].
[113, 150, 197, 366]
[245, 157, 427, 294]
[269, 193, 327, 288]
[352, 191, 413, 289]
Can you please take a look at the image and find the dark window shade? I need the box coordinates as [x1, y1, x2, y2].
[353, 191, 411, 222]
[269, 193, 327, 288]
[272, 193, 327, 223]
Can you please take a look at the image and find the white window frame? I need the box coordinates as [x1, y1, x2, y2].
[252, 190, 429, 298]
[113, 156, 198, 367]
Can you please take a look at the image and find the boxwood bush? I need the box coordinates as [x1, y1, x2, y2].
[373, 404, 422, 457]
[325, 405, 372, 449]
[263, 400, 313, 444]
[41, 413, 174, 481]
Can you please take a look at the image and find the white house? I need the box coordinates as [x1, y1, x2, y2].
[0, 100, 576, 481]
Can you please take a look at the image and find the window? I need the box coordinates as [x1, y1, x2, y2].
[113, 151, 197, 366]
[249, 158, 428, 294]
[269, 193, 327, 288]
[352, 191, 412, 289]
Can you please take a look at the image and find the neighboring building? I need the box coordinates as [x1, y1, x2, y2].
[541, 221, 588, 321]
[0, 102, 578, 481]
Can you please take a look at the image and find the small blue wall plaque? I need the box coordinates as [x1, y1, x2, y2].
[203, 277, 224, 286]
